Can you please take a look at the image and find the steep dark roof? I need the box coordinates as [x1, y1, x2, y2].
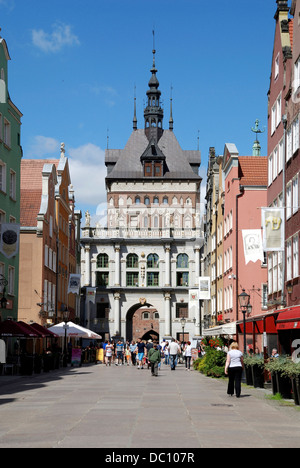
[105, 129, 201, 181]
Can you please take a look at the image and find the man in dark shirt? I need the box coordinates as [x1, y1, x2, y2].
[136, 338, 146, 369]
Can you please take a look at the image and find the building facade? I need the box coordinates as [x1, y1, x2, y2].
[81, 48, 202, 342]
[19, 145, 79, 325]
[265, 0, 300, 354]
[0, 32, 23, 321]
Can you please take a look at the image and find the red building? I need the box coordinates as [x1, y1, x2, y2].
[221, 144, 268, 353]
[265, 0, 300, 355]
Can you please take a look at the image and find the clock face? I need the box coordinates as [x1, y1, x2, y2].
[2, 230, 18, 245]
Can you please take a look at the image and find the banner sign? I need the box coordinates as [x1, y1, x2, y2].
[0, 224, 20, 259]
[261, 208, 284, 252]
[198, 277, 211, 300]
[67, 274, 81, 295]
[242, 229, 264, 264]
[86, 287, 96, 304]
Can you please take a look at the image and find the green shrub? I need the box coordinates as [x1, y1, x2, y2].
[195, 348, 227, 378]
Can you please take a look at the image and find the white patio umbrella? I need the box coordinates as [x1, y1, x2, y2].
[48, 322, 102, 339]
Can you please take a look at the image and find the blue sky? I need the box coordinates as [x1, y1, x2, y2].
[0, 0, 278, 217]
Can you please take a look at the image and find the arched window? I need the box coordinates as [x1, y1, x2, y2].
[147, 253, 159, 268]
[135, 196, 141, 204]
[126, 253, 139, 269]
[144, 196, 150, 206]
[177, 254, 189, 269]
[97, 253, 109, 268]
[153, 197, 159, 204]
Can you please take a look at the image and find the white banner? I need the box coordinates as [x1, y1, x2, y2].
[242, 229, 264, 265]
[261, 208, 284, 251]
[67, 274, 81, 295]
[86, 287, 96, 304]
[198, 277, 211, 300]
[189, 289, 199, 319]
[0, 224, 20, 259]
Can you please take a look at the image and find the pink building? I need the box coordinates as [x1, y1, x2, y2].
[222, 144, 268, 351]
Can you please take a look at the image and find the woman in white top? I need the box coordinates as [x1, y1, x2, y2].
[105, 342, 113, 366]
[184, 341, 192, 371]
[225, 342, 244, 398]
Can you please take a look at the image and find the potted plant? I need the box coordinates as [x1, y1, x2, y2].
[250, 355, 265, 388]
[243, 355, 254, 386]
[266, 357, 293, 400]
[281, 360, 300, 406]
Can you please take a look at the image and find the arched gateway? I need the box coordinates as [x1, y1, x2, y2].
[126, 303, 160, 342]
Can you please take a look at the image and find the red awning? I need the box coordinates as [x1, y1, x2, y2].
[17, 321, 40, 337]
[30, 322, 58, 338]
[276, 306, 300, 331]
[0, 320, 36, 337]
[237, 311, 278, 334]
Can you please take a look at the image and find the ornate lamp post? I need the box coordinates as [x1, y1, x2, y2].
[238, 289, 251, 354]
[180, 317, 186, 343]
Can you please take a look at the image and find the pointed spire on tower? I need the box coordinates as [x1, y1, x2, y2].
[169, 85, 174, 131]
[251, 119, 265, 156]
[133, 84, 137, 130]
[144, 30, 164, 142]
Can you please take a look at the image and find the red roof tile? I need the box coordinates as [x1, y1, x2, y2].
[238, 156, 268, 187]
[20, 159, 58, 227]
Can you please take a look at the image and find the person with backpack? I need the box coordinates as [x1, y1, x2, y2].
[148, 343, 161, 377]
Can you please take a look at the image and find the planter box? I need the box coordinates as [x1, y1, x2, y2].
[271, 372, 278, 395]
[291, 377, 300, 406]
[251, 364, 265, 388]
[276, 372, 293, 400]
[294, 375, 300, 405]
[245, 365, 253, 386]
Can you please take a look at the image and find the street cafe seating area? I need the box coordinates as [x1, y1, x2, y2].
[0, 320, 100, 376]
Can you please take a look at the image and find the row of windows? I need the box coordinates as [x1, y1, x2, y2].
[110, 196, 193, 207]
[96, 253, 189, 269]
[0, 161, 16, 199]
[96, 271, 190, 288]
[0, 114, 11, 148]
[268, 116, 300, 187]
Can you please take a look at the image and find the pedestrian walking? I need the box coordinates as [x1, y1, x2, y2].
[136, 338, 146, 369]
[130, 340, 137, 366]
[148, 343, 161, 376]
[169, 338, 180, 371]
[115, 340, 124, 366]
[225, 342, 244, 398]
[105, 341, 113, 366]
[184, 341, 192, 371]
[146, 339, 153, 369]
[163, 342, 169, 365]
[125, 345, 131, 366]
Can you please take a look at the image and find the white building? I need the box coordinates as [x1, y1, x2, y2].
[81, 48, 202, 342]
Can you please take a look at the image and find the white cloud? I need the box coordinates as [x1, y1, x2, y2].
[32, 22, 80, 53]
[68, 143, 106, 207]
[29, 135, 60, 157]
[26, 137, 106, 209]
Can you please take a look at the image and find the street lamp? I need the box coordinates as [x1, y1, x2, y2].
[180, 317, 186, 343]
[238, 289, 251, 354]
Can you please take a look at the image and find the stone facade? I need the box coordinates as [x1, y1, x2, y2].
[81, 47, 202, 342]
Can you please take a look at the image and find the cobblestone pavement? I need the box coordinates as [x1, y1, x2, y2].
[0, 363, 300, 448]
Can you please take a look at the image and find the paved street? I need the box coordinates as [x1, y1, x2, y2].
[0, 363, 300, 449]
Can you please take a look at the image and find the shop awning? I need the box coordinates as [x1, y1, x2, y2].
[237, 310, 279, 335]
[203, 322, 236, 337]
[276, 306, 300, 331]
[30, 322, 58, 338]
[0, 320, 37, 337]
